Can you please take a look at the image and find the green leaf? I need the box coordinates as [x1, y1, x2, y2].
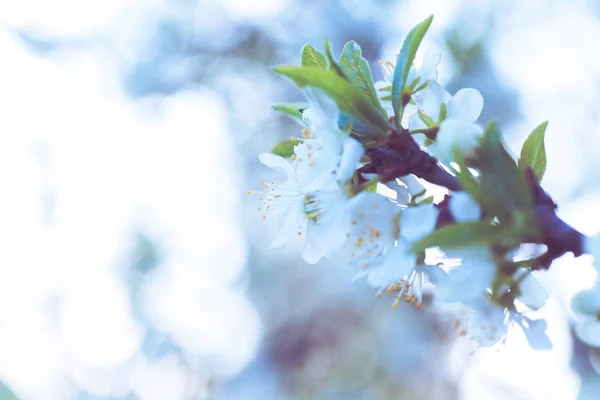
[518, 121, 548, 181]
[392, 15, 434, 131]
[271, 140, 298, 157]
[325, 39, 348, 79]
[272, 66, 390, 136]
[418, 110, 435, 128]
[475, 122, 534, 231]
[301, 44, 327, 69]
[411, 219, 510, 252]
[272, 103, 307, 121]
[364, 180, 378, 192]
[339, 41, 386, 116]
[453, 150, 483, 202]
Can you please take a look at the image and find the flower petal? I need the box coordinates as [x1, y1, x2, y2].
[571, 290, 600, 318]
[304, 86, 340, 132]
[589, 347, 600, 374]
[258, 153, 295, 178]
[419, 45, 441, 81]
[576, 320, 600, 347]
[585, 233, 600, 271]
[435, 119, 482, 163]
[366, 242, 417, 287]
[517, 273, 550, 310]
[269, 199, 305, 250]
[449, 191, 481, 223]
[435, 266, 492, 304]
[517, 316, 552, 350]
[398, 174, 425, 197]
[400, 204, 438, 243]
[336, 137, 363, 183]
[417, 80, 449, 120]
[447, 88, 483, 122]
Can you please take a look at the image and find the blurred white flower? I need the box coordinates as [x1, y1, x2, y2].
[374, 46, 441, 118]
[409, 81, 484, 163]
[254, 88, 365, 263]
[449, 191, 481, 222]
[584, 233, 600, 271]
[516, 271, 550, 311]
[435, 247, 496, 304]
[454, 297, 552, 349]
[351, 200, 442, 308]
[571, 285, 600, 347]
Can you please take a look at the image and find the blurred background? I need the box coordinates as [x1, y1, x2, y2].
[1, 0, 600, 398]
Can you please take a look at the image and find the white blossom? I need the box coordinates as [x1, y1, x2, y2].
[571, 284, 600, 347]
[435, 247, 496, 304]
[253, 88, 364, 263]
[584, 233, 600, 271]
[374, 46, 441, 119]
[449, 191, 481, 223]
[452, 298, 551, 349]
[409, 81, 484, 163]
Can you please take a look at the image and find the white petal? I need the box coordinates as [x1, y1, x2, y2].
[449, 192, 481, 223]
[576, 320, 600, 347]
[435, 266, 492, 303]
[435, 119, 482, 163]
[447, 88, 483, 122]
[269, 200, 305, 250]
[398, 174, 425, 197]
[374, 80, 390, 91]
[304, 86, 340, 131]
[511, 315, 552, 350]
[589, 347, 600, 374]
[408, 111, 428, 131]
[366, 242, 416, 287]
[417, 80, 449, 120]
[422, 265, 446, 284]
[585, 233, 600, 271]
[400, 204, 438, 243]
[419, 46, 441, 81]
[258, 153, 295, 178]
[517, 273, 550, 310]
[336, 137, 363, 183]
[571, 290, 600, 318]
[385, 181, 410, 204]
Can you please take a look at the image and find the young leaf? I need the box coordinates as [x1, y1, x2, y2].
[272, 66, 390, 136]
[391, 15, 434, 131]
[272, 103, 307, 121]
[519, 121, 548, 181]
[301, 44, 327, 69]
[324, 39, 348, 79]
[339, 41, 386, 116]
[475, 122, 535, 233]
[271, 140, 297, 157]
[411, 219, 510, 252]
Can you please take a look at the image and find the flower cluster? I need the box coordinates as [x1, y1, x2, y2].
[254, 16, 590, 350]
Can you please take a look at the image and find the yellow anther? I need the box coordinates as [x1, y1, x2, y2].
[351, 220, 357, 225]
[291, 154, 297, 160]
[378, 60, 384, 66]
[309, 161, 316, 167]
[290, 137, 297, 143]
[302, 128, 310, 139]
